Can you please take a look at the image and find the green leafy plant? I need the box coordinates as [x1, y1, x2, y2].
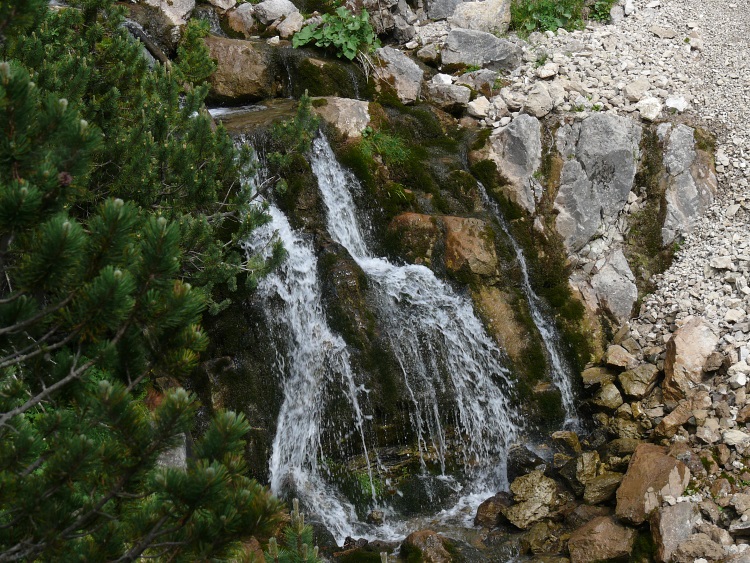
[359, 127, 410, 166]
[510, 0, 584, 34]
[292, 6, 380, 60]
[591, 0, 617, 21]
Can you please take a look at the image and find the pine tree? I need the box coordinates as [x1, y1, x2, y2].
[0, 2, 288, 560]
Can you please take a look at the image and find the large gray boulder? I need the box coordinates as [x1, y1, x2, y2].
[661, 125, 718, 245]
[554, 115, 642, 252]
[252, 0, 298, 24]
[424, 78, 471, 113]
[441, 29, 521, 72]
[375, 47, 424, 104]
[484, 114, 542, 213]
[448, 0, 512, 34]
[590, 249, 638, 323]
[427, 0, 465, 20]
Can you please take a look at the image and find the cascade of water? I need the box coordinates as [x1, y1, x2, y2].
[309, 135, 522, 494]
[243, 203, 375, 542]
[477, 185, 579, 428]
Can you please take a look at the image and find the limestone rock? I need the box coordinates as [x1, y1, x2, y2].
[581, 366, 616, 388]
[277, 11, 305, 38]
[441, 29, 521, 72]
[525, 82, 553, 118]
[661, 125, 719, 245]
[568, 516, 637, 563]
[623, 77, 650, 102]
[227, 4, 256, 37]
[554, 115, 642, 252]
[654, 400, 692, 437]
[663, 317, 719, 402]
[673, 533, 725, 562]
[402, 530, 452, 563]
[427, 0, 464, 20]
[651, 502, 701, 563]
[635, 97, 662, 121]
[424, 81, 472, 112]
[204, 37, 273, 102]
[502, 470, 558, 529]
[619, 363, 660, 399]
[448, 0, 511, 34]
[375, 47, 424, 104]
[467, 95, 491, 118]
[484, 114, 542, 213]
[592, 382, 624, 411]
[583, 472, 623, 504]
[313, 97, 370, 138]
[252, 0, 297, 24]
[590, 249, 638, 323]
[132, 0, 195, 50]
[616, 444, 690, 525]
[605, 344, 638, 369]
[209, 0, 236, 10]
[443, 217, 498, 277]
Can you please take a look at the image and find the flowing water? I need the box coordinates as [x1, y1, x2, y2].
[309, 135, 523, 512]
[477, 185, 579, 429]
[240, 131, 575, 544]
[243, 204, 374, 542]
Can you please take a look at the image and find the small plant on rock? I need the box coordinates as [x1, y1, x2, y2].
[510, 0, 584, 34]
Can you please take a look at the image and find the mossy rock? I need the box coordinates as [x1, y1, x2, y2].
[277, 49, 375, 100]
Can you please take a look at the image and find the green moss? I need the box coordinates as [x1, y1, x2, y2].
[624, 127, 673, 303]
[290, 57, 373, 100]
[470, 128, 492, 151]
[336, 552, 384, 563]
[311, 98, 328, 108]
[694, 127, 716, 153]
[630, 531, 656, 562]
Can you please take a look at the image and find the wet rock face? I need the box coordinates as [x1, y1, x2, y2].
[132, 0, 195, 51]
[204, 37, 274, 102]
[401, 530, 453, 563]
[442, 216, 498, 277]
[567, 516, 637, 563]
[554, 114, 642, 252]
[662, 316, 719, 402]
[615, 443, 690, 525]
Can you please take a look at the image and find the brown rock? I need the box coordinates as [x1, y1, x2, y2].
[592, 383, 624, 411]
[502, 470, 558, 530]
[474, 491, 512, 528]
[583, 472, 623, 505]
[663, 317, 719, 402]
[618, 363, 660, 399]
[605, 345, 639, 369]
[473, 286, 531, 367]
[581, 366, 617, 388]
[654, 400, 692, 438]
[204, 36, 273, 102]
[442, 216, 498, 277]
[615, 444, 690, 525]
[520, 521, 561, 555]
[565, 504, 612, 529]
[387, 213, 439, 266]
[551, 430, 582, 455]
[672, 533, 725, 563]
[402, 530, 452, 563]
[737, 403, 750, 424]
[567, 516, 637, 563]
[650, 502, 701, 563]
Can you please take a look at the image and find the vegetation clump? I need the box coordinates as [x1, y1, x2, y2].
[292, 7, 380, 61]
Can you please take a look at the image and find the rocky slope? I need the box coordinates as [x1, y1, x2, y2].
[128, 0, 750, 559]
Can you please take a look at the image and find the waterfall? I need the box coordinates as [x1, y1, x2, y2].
[309, 135, 522, 495]
[243, 204, 375, 542]
[477, 185, 579, 428]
